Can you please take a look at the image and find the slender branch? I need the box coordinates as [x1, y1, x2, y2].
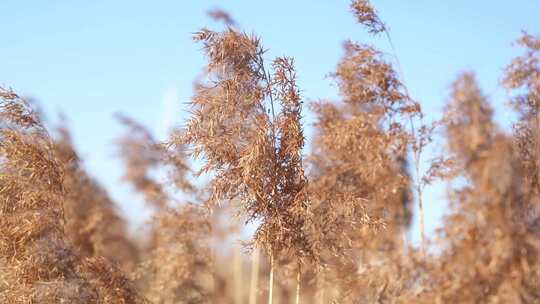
[268, 254, 275, 304]
[414, 149, 426, 257]
[316, 273, 325, 304]
[234, 243, 243, 304]
[295, 262, 301, 304]
[381, 22, 427, 257]
[249, 248, 260, 304]
[256, 51, 279, 304]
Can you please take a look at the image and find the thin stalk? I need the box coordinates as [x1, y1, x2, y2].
[415, 156, 426, 257]
[268, 254, 275, 304]
[410, 118, 426, 257]
[381, 24, 426, 256]
[256, 54, 279, 304]
[316, 272, 325, 304]
[234, 243, 243, 304]
[249, 249, 260, 304]
[402, 227, 409, 256]
[210, 221, 218, 303]
[295, 263, 301, 304]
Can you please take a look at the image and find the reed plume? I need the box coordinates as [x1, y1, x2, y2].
[55, 124, 139, 272]
[2, 3, 539, 304]
[180, 26, 313, 262]
[0, 88, 147, 303]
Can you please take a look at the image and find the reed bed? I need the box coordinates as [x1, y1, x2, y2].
[1, 1, 539, 303]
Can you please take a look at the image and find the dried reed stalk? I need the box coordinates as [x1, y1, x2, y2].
[268, 255, 275, 304]
[0, 88, 147, 304]
[295, 263, 301, 304]
[249, 248, 260, 304]
[55, 124, 139, 271]
[233, 243, 243, 304]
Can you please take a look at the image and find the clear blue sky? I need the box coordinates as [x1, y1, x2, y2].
[1, 0, 539, 243]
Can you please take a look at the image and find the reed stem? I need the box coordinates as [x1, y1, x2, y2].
[295, 263, 301, 304]
[268, 254, 274, 304]
[249, 249, 260, 304]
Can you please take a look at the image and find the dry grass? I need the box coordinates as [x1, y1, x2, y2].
[0, 89, 147, 303]
[1, 1, 539, 303]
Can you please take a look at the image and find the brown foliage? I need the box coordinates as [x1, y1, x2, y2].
[55, 124, 139, 271]
[406, 73, 540, 303]
[350, 0, 386, 34]
[135, 205, 213, 304]
[207, 8, 236, 27]
[2, 3, 540, 304]
[0, 88, 147, 303]
[117, 114, 193, 211]
[180, 27, 313, 262]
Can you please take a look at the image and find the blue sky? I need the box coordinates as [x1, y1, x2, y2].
[1, 0, 539, 244]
